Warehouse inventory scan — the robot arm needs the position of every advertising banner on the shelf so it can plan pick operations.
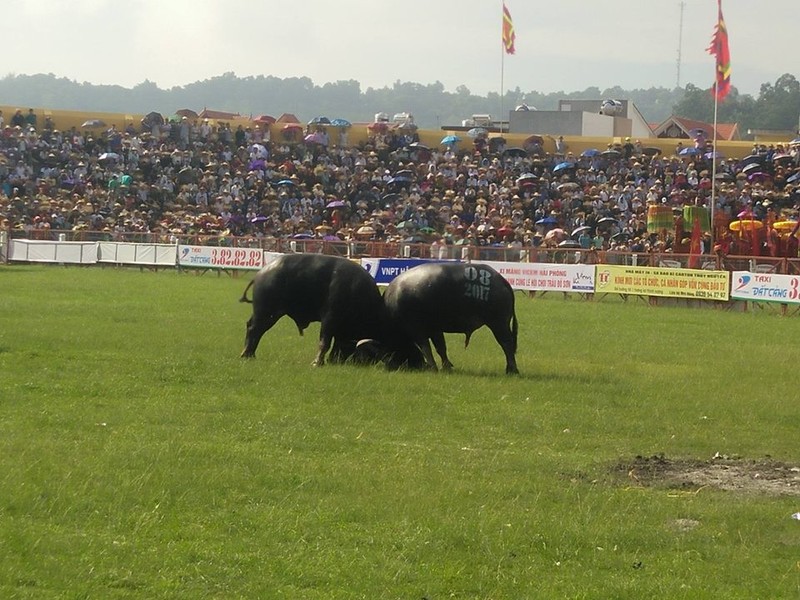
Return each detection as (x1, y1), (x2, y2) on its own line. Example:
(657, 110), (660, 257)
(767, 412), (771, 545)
(595, 265), (730, 300)
(730, 271), (800, 304)
(361, 258), (437, 284)
(178, 245), (264, 270)
(486, 261), (595, 292)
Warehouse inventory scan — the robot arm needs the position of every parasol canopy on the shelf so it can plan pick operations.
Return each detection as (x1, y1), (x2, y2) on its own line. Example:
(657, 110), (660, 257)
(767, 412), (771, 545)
(729, 219), (764, 232)
(772, 220), (798, 231)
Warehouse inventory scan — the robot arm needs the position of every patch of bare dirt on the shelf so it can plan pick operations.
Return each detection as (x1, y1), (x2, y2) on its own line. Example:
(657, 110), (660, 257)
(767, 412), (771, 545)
(612, 454), (800, 497)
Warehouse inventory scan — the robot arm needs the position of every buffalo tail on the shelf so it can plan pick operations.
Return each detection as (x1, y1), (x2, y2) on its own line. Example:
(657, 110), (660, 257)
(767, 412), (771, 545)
(239, 280), (255, 303)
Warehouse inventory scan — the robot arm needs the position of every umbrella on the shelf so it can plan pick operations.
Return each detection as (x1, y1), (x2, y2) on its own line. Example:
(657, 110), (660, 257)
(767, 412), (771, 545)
(786, 172), (800, 184)
(396, 220), (415, 230)
(535, 216), (559, 226)
(571, 225), (591, 238)
(715, 172), (734, 181)
(304, 132), (327, 145)
(704, 151), (724, 160)
(98, 152), (119, 162)
(737, 209), (754, 219)
(553, 161), (575, 173)
(467, 127), (488, 139)
(772, 153), (793, 163)
(558, 240), (582, 248)
(253, 115), (276, 125)
(747, 172), (771, 183)
(496, 225), (514, 236)
(387, 176), (412, 185)
(177, 167), (195, 184)
(330, 118), (351, 127)
(356, 225), (376, 236)
(441, 135), (460, 145)
(523, 134), (543, 146)
(772, 220), (798, 231)
(292, 233), (314, 239)
(729, 220), (764, 232)
(596, 216), (618, 227)
(544, 228), (567, 242)
(580, 149), (600, 157)
(642, 146), (662, 156)
(275, 179), (296, 186)
(403, 235), (426, 243)
(142, 112), (163, 127)
(394, 169), (414, 178)
(557, 182), (579, 192)
(678, 147), (700, 156)
(790, 137), (800, 145)
(250, 215), (269, 223)
(308, 116), (331, 125)
(322, 234), (340, 241)
(326, 200), (347, 208)
(282, 123), (303, 131)
(81, 119), (106, 128)
(381, 193), (401, 204)
(741, 162), (762, 174)
(175, 108), (198, 119)
(689, 128), (708, 139)
(740, 154), (765, 166)
(611, 232), (631, 242)
(248, 159), (266, 171)
(516, 173), (538, 185)
(601, 149), (621, 158)
(419, 226), (437, 234)
(502, 147), (528, 158)
(408, 142), (430, 151)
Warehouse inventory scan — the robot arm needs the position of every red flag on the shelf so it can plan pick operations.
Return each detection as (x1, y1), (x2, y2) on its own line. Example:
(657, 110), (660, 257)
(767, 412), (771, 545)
(689, 217), (702, 268)
(707, 0), (731, 100)
(502, 3), (516, 55)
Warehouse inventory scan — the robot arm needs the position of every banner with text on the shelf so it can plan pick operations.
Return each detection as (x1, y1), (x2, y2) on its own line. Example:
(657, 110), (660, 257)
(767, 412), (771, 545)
(730, 271), (800, 304)
(595, 265), (730, 300)
(178, 245), (265, 270)
(361, 258), (440, 284)
(487, 261), (596, 292)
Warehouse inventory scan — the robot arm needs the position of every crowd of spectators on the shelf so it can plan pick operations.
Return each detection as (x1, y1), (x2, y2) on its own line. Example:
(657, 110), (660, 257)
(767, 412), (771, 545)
(2, 107), (800, 258)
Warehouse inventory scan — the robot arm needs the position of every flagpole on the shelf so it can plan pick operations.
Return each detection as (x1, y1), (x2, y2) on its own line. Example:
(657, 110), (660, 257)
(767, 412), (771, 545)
(710, 91), (719, 250)
(500, 0), (505, 133)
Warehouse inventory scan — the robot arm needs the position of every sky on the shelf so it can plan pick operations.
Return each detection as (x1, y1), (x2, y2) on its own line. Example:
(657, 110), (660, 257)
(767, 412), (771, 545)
(5, 0), (796, 100)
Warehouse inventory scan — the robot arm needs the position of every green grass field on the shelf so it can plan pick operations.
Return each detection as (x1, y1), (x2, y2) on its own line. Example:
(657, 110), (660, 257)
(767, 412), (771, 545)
(1, 265), (799, 599)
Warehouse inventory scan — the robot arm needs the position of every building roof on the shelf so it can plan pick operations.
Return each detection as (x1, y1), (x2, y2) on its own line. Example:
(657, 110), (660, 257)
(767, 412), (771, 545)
(651, 115), (739, 141)
(276, 113), (301, 124)
(198, 108), (242, 120)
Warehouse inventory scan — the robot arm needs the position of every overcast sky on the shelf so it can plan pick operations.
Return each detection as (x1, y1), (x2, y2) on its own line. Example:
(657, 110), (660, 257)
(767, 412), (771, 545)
(6, 0), (795, 99)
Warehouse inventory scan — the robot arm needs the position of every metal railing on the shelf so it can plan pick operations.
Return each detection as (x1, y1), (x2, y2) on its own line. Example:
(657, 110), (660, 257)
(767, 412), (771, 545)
(4, 227), (800, 274)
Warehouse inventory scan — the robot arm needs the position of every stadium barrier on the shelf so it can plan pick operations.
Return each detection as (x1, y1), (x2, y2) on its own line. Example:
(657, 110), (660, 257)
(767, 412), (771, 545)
(3, 230), (800, 313)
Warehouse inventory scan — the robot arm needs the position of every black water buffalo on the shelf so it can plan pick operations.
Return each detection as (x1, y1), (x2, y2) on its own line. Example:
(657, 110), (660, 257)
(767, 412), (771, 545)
(382, 262), (519, 374)
(240, 254), (386, 365)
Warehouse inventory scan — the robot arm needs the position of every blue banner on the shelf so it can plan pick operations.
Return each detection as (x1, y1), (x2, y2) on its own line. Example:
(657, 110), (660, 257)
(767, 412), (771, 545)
(361, 258), (443, 284)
